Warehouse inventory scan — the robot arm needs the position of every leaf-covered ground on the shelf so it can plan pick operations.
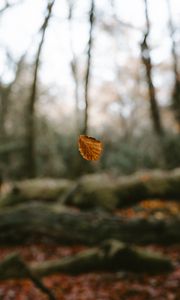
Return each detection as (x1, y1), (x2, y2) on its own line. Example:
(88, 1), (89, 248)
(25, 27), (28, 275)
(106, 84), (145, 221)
(0, 200), (180, 300)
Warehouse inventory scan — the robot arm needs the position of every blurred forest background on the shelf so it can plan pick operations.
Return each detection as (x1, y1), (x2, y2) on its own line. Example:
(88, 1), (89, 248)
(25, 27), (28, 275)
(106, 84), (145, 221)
(0, 0), (179, 180)
(0, 1), (180, 300)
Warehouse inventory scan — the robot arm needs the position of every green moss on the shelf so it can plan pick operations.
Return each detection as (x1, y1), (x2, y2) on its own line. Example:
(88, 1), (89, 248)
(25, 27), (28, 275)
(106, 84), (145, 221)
(0, 179), (73, 208)
(73, 174), (118, 211)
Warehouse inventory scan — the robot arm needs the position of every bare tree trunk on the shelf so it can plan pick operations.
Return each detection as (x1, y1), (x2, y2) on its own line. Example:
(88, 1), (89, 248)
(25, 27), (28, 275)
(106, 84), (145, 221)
(0, 54), (25, 140)
(26, 0), (55, 178)
(0, 86), (8, 140)
(166, 0), (180, 130)
(0, 2), (25, 140)
(82, 0), (95, 135)
(141, 0), (164, 136)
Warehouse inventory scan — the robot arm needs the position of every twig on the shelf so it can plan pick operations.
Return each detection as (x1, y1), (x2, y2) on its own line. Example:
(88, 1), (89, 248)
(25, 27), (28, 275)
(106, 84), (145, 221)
(67, 0), (80, 131)
(0, 0), (24, 15)
(82, 0), (95, 135)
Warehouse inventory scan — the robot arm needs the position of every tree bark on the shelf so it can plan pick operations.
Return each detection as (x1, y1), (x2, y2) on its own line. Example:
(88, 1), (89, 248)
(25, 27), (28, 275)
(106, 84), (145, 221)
(141, 0), (164, 136)
(0, 240), (173, 280)
(0, 203), (179, 245)
(166, 0), (180, 130)
(26, 0), (55, 178)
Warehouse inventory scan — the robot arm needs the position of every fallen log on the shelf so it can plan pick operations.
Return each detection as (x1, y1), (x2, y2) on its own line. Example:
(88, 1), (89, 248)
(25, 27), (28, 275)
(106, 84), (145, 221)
(0, 240), (173, 280)
(0, 253), (56, 300)
(1, 169), (180, 210)
(0, 203), (179, 245)
(65, 169), (180, 209)
(0, 178), (73, 207)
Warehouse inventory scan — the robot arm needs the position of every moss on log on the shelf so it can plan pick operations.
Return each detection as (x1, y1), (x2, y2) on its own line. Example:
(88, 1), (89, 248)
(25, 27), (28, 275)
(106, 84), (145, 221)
(0, 178), (72, 207)
(1, 169), (180, 210)
(0, 240), (173, 280)
(65, 169), (180, 210)
(0, 203), (179, 245)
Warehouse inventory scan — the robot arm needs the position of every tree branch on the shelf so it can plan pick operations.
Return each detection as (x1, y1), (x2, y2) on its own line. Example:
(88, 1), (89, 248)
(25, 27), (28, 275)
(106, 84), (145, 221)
(0, 0), (24, 15)
(0, 253), (56, 300)
(0, 241), (173, 281)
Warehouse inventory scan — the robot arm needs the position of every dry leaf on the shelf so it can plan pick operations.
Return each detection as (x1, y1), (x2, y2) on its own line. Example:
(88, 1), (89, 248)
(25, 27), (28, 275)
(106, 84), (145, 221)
(78, 135), (103, 161)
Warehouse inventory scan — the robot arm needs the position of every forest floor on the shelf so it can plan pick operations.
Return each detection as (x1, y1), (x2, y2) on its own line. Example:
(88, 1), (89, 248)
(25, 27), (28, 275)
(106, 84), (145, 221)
(0, 200), (180, 300)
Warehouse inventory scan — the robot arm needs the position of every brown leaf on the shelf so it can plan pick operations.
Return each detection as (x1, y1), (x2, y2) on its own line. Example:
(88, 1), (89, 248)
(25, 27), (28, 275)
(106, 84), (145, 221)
(78, 135), (103, 161)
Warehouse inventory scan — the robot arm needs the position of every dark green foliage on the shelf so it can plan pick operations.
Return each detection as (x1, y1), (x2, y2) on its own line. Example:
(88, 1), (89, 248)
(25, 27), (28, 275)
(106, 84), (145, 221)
(1, 117), (180, 180)
(161, 132), (180, 169)
(101, 131), (180, 175)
